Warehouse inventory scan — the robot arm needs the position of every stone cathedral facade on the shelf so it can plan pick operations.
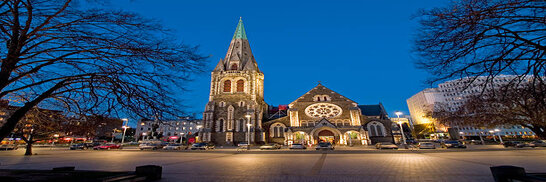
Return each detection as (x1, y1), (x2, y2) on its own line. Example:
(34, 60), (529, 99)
(200, 18), (268, 145)
(200, 18), (394, 146)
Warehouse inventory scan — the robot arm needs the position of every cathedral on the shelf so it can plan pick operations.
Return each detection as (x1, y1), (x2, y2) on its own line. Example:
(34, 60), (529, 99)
(200, 18), (394, 146)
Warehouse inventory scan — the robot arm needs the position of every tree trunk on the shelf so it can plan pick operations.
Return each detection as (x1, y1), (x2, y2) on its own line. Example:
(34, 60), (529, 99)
(24, 142), (33, 156)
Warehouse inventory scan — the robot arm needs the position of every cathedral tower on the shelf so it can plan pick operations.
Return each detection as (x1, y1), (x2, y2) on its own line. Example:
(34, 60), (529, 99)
(200, 18), (267, 145)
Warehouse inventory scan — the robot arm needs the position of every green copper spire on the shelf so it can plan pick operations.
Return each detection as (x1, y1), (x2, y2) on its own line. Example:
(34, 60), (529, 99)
(232, 17), (247, 40)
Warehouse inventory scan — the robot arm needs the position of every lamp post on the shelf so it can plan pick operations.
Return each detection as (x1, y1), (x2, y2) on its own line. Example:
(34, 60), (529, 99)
(245, 114), (251, 150)
(494, 129), (503, 143)
(121, 118), (129, 144)
(196, 125), (202, 142)
(111, 129), (116, 143)
(142, 133), (147, 141)
(459, 131), (464, 140)
(395, 112), (406, 146)
(52, 134), (59, 149)
(180, 132), (185, 144)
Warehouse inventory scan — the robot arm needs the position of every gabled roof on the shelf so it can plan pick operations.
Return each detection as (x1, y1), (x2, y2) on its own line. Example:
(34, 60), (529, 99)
(290, 83), (357, 105)
(358, 103), (388, 118)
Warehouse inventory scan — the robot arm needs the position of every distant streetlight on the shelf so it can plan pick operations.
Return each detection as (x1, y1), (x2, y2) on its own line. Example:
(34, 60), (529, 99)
(52, 134), (60, 149)
(121, 118), (129, 144)
(246, 114), (251, 150)
(180, 132), (185, 144)
(395, 112), (406, 145)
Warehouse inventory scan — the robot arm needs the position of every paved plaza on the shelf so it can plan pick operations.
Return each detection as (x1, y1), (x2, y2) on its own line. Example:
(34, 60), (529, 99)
(1, 148), (545, 181)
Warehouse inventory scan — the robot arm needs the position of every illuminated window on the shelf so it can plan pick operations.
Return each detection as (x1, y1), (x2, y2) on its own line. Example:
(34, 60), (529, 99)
(223, 80), (231, 92)
(236, 79), (244, 92)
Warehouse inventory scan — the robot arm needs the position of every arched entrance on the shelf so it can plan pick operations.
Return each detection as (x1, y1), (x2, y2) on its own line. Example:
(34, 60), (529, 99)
(318, 130), (335, 144)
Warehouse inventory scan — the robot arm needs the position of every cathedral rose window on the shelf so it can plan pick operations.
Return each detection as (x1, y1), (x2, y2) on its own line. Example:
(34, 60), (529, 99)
(304, 103), (342, 118)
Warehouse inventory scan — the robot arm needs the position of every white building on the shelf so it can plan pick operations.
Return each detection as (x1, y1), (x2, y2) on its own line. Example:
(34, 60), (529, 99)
(407, 75), (536, 138)
(135, 118), (203, 141)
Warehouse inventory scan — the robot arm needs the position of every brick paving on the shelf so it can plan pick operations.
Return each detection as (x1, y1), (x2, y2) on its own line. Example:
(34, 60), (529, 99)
(0, 148), (545, 181)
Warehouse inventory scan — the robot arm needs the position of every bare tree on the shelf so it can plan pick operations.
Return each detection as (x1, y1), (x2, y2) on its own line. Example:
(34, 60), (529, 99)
(13, 107), (64, 155)
(432, 81), (546, 139)
(414, 0), (545, 86)
(0, 0), (207, 141)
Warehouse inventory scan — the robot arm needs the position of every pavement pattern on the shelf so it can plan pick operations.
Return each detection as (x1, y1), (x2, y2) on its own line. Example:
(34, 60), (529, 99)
(1, 148), (545, 182)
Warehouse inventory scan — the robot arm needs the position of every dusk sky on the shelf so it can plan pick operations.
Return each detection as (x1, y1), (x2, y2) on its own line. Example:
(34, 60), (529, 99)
(110, 0), (449, 123)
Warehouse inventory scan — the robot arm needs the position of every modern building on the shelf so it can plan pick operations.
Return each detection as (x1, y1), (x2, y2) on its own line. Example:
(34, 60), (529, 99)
(135, 118), (202, 141)
(407, 75), (536, 139)
(200, 18), (396, 146)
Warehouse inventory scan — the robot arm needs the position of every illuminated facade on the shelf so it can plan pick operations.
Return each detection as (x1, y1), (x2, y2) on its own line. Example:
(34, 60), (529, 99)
(200, 18), (395, 146)
(199, 18), (268, 145)
(263, 84), (394, 145)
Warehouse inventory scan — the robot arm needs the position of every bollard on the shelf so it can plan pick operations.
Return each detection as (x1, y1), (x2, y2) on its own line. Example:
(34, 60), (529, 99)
(136, 165), (162, 180)
(490, 165), (526, 182)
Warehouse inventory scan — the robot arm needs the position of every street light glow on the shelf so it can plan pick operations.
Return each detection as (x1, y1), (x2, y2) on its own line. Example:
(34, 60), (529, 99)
(395, 111), (403, 117)
(494, 129), (500, 132)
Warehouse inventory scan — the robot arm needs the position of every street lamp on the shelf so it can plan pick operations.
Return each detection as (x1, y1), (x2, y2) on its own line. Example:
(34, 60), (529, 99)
(395, 112), (406, 145)
(494, 129), (503, 143)
(180, 132), (185, 144)
(245, 114), (251, 150)
(121, 118), (129, 144)
(52, 134), (59, 149)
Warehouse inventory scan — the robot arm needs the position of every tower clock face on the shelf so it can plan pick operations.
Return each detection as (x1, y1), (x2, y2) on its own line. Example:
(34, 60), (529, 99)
(304, 103), (342, 118)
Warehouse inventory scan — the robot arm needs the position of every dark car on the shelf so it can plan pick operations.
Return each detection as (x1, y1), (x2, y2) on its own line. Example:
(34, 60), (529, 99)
(69, 143), (87, 150)
(191, 143), (214, 150)
(315, 142), (335, 150)
(503, 141), (531, 148)
(441, 140), (467, 148)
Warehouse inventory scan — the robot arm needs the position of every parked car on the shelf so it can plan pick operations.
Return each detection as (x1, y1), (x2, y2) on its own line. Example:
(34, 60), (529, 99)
(375, 142), (398, 150)
(84, 142), (101, 148)
(260, 143), (282, 150)
(139, 143), (163, 150)
(237, 142), (249, 147)
(441, 140), (467, 148)
(93, 143), (122, 150)
(530, 140), (546, 147)
(503, 141), (534, 148)
(289, 143), (307, 150)
(69, 143), (88, 150)
(315, 142), (334, 150)
(163, 143), (182, 150)
(191, 143), (214, 150)
(418, 142), (436, 149)
(0, 144), (18, 150)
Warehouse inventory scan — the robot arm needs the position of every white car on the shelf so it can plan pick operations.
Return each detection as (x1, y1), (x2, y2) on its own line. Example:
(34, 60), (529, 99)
(260, 143), (281, 150)
(289, 143), (307, 150)
(418, 142), (436, 149)
(163, 144), (182, 150)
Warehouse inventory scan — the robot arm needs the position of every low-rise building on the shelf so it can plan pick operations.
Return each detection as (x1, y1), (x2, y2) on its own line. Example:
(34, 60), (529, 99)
(135, 118), (202, 141)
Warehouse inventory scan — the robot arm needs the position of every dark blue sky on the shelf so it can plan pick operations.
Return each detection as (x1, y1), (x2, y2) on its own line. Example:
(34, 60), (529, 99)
(111, 0), (448, 121)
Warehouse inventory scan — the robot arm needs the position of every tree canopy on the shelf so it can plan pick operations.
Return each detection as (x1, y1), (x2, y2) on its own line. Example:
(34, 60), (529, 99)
(0, 0), (207, 141)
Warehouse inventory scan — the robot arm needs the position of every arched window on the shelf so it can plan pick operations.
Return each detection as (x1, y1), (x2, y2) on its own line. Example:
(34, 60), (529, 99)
(217, 119), (224, 132)
(223, 80), (231, 92)
(367, 121), (385, 137)
(237, 80), (244, 92)
(231, 64), (238, 70)
(317, 97), (321, 101)
(324, 96), (328, 101)
(279, 126), (284, 137)
(239, 119), (244, 132)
